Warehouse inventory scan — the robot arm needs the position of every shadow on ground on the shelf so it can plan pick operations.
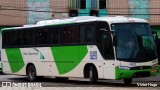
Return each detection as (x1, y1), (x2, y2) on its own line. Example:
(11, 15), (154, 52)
(3, 77), (140, 87)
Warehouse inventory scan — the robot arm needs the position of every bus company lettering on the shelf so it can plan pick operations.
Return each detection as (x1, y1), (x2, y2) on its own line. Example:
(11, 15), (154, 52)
(23, 52), (38, 56)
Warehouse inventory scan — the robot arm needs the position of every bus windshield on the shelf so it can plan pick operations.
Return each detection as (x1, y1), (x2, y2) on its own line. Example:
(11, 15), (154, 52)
(111, 23), (157, 62)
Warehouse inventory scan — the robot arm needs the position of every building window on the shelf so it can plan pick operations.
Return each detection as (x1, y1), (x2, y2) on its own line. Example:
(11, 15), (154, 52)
(80, 0), (86, 9)
(99, 0), (106, 9)
(91, 0), (97, 9)
(69, 10), (78, 17)
(69, 0), (81, 9)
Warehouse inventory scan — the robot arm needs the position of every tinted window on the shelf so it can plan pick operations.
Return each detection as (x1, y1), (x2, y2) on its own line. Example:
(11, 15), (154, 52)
(11, 31), (17, 47)
(80, 23), (95, 44)
(49, 27), (61, 45)
(24, 30), (34, 46)
(99, 0), (106, 9)
(3, 31), (11, 47)
(35, 28), (48, 45)
(16, 30), (23, 46)
(80, 0), (86, 9)
(63, 25), (78, 44)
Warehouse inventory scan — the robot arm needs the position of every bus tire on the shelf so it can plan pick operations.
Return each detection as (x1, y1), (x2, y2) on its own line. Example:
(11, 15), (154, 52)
(27, 65), (37, 82)
(124, 78), (132, 85)
(89, 66), (98, 84)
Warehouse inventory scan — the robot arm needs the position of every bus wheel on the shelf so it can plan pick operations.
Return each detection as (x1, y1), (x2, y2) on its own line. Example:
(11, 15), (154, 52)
(124, 79), (132, 85)
(89, 66), (98, 84)
(27, 65), (37, 82)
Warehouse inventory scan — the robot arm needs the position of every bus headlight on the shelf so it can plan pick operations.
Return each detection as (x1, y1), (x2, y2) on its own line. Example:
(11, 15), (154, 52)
(118, 66), (130, 70)
(154, 63), (159, 67)
(151, 63), (159, 67)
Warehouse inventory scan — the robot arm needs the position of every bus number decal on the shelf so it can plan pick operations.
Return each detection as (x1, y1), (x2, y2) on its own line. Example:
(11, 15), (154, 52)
(90, 51), (97, 60)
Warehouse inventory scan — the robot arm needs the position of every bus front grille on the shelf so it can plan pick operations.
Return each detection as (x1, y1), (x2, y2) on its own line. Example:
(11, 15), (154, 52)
(130, 66), (151, 70)
(133, 71), (150, 78)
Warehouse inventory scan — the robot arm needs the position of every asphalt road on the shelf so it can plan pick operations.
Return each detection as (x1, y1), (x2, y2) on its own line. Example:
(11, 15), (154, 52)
(0, 73), (160, 90)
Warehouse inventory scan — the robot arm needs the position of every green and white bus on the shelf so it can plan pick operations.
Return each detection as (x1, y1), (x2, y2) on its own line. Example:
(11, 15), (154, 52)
(1, 16), (160, 84)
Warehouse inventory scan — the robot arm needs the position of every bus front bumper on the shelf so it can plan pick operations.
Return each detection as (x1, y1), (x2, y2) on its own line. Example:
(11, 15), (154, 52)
(115, 67), (159, 80)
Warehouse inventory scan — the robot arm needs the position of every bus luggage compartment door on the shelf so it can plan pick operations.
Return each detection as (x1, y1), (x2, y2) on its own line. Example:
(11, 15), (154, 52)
(103, 60), (115, 79)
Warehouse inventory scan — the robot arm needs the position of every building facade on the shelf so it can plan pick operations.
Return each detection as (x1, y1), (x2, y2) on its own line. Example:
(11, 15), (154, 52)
(0, 0), (69, 26)
(0, 0), (160, 36)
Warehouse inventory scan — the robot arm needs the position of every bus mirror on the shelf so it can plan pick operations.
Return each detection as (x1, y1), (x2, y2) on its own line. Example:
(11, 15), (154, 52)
(152, 31), (159, 45)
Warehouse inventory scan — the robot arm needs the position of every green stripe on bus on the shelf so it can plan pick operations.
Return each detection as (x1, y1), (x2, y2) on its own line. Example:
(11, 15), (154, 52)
(51, 46), (88, 74)
(5, 48), (25, 73)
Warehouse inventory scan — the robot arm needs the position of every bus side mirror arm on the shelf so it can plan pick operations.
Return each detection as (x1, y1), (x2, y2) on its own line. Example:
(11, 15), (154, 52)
(113, 36), (117, 46)
(111, 30), (117, 46)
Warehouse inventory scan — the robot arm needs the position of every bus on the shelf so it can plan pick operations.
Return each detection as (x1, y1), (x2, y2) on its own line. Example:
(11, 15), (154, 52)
(1, 16), (160, 84)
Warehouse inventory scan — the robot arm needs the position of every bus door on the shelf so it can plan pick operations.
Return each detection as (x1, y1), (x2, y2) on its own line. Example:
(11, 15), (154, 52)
(96, 21), (115, 79)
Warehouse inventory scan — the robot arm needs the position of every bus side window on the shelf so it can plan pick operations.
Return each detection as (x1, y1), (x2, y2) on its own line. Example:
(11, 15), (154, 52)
(63, 25), (78, 44)
(35, 28), (48, 46)
(35, 29), (41, 45)
(41, 29), (48, 45)
(3, 31), (11, 48)
(24, 30), (34, 46)
(11, 31), (17, 47)
(23, 30), (28, 46)
(50, 27), (61, 45)
(17, 30), (23, 46)
(96, 21), (114, 59)
(28, 30), (34, 45)
(80, 23), (95, 44)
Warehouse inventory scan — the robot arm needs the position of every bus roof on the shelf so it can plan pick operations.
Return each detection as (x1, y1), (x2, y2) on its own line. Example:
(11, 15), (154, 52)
(1, 16), (148, 31)
(37, 16), (148, 24)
